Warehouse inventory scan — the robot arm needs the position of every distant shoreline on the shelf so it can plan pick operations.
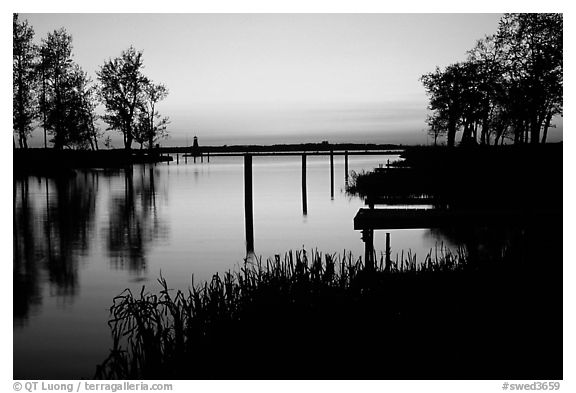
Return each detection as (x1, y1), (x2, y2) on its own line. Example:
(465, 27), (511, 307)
(13, 142), (562, 175)
(13, 142), (404, 175)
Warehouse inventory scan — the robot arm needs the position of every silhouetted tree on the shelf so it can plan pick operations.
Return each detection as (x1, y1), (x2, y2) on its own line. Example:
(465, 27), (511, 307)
(134, 82), (170, 149)
(38, 28), (73, 149)
(489, 106), (513, 146)
(97, 47), (149, 150)
(456, 61), (485, 145)
(37, 42), (49, 148)
(64, 67), (102, 150)
(38, 28), (99, 149)
(425, 113), (447, 146)
(13, 14), (37, 149)
(423, 60), (502, 147)
(467, 35), (507, 145)
(421, 64), (466, 147)
(495, 13), (562, 144)
(422, 13), (562, 146)
(82, 75), (103, 150)
(103, 135), (113, 149)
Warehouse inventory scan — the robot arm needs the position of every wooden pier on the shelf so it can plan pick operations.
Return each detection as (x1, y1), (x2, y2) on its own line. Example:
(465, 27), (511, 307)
(204, 150), (402, 157)
(364, 195), (437, 207)
(354, 208), (544, 230)
(354, 206), (556, 271)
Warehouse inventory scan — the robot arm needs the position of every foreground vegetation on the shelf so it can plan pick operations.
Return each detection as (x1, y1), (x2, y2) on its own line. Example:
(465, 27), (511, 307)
(96, 236), (561, 379)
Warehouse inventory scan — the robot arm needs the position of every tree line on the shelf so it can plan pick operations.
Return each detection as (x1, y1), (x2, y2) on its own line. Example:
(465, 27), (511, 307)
(421, 13), (562, 147)
(13, 14), (169, 150)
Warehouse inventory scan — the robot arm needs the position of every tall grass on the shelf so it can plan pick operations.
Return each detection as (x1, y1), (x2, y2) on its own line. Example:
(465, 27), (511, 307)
(95, 246), (467, 379)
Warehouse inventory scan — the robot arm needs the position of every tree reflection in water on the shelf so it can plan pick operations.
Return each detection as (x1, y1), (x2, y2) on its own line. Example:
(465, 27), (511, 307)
(14, 166), (167, 325)
(14, 172), (99, 324)
(104, 166), (167, 274)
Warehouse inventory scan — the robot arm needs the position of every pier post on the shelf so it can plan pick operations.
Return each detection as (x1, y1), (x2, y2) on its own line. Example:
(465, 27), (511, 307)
(244, 154), (254, 255)
(302, 154), (307, 215)
(167, 155), (170, 165)
(385, 232), (391, 271)
(185, 154), (188, 164)
(201, 153), (204, 163)
(194, 155), (196, 163)
(177, 153), (179, 164)
(344, 151), (349, 182)
(330, 150), (334, 199)
(362, 228), (374, 271)
(207, 151), (210, 163)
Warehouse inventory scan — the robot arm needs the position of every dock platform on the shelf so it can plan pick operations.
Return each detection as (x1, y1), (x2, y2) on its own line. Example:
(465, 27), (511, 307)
(353, 208), (549, 230)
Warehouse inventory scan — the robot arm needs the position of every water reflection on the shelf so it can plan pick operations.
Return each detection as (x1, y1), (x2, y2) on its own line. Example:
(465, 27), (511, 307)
(14, 167), (169, 324)
(104, 166), (167, 273)
(15, 155), (452, 379)
(14, 173), (99, 323)
(48, 173), (98, 295)
(14, 178), (42, 323)
(425, 225), (519, 265)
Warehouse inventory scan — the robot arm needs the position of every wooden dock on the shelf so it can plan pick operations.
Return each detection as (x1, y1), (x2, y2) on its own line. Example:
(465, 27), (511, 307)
(353, 208), (543, 230)
(364, 195), (437, 207)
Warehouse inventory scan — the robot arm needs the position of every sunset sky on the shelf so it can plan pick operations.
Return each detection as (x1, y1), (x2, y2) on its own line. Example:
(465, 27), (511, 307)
(20, 13), (563, 146)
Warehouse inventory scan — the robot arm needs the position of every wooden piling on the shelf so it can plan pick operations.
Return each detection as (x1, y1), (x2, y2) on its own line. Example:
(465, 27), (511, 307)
(362, 228), (374, 271)
(302, 154), (307, 215)
(330, 150), (334, 199)
(177, 153), (179, 164)
(385, 232), (391, 271)
(244, 154), (254, 254)
(344, 151), (349, 181)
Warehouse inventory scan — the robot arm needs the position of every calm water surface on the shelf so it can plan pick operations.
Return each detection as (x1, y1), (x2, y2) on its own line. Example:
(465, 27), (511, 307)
(13, 155), (456, 379)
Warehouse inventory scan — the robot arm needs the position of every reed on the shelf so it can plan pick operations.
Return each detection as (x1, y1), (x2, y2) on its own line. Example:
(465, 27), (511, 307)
(96, 246), (468, 379)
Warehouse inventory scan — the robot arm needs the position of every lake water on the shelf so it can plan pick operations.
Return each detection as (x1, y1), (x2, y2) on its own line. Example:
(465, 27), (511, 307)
(13, 154), (457, 379)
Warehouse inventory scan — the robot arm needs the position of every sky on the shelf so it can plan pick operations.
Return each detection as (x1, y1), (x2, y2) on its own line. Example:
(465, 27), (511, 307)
(19, 13), (563, 146)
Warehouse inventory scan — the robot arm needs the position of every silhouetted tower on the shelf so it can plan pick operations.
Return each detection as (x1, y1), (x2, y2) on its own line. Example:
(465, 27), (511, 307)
(192, 136), (200, 159)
